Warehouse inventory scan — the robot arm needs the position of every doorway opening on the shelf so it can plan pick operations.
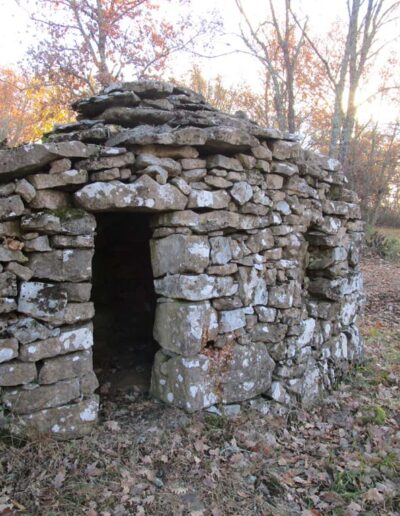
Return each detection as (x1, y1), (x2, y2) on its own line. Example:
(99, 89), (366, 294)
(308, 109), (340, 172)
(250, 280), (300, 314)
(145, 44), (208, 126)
(92, 213), (158, 399)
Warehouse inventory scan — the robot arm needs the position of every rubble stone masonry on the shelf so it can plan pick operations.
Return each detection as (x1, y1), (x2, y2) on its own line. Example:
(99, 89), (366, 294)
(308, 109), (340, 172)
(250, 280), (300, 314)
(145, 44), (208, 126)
(0, 80), (364, 439)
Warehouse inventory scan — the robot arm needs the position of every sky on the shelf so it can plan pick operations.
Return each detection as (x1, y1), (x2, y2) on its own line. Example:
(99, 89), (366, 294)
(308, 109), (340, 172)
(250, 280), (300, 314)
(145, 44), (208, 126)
(0, 0), (398, 124)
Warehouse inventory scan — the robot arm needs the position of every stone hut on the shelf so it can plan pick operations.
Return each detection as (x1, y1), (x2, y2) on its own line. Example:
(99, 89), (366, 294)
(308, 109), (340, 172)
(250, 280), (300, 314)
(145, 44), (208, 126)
(0, 80), (364, 439)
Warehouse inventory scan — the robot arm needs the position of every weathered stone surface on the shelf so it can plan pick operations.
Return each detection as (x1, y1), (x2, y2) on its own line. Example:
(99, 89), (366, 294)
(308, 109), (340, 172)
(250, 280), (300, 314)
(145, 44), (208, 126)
(8, 317), (59, 345)
(77, 152), (135, 171)
(0, 195), (24, 221)
(206, 127), (259, 151)
(19, 323), (93, 361)
(39, 350), (93, 384)
(59, 283), (91, 302)
(12, 395), (99, 439)
(50, 158), (72, 174)
(219, 308), (246, 332)
(0, 360), (37, 386)
(23, 235), (52, 252)
(0, 338), (18, 363)
(15, 179), (36, 202)
(51, 235), (94, 249)
(2, 378), (80, 414)
(99, 107), (175, 126)
(246, 229), (274, 253)
(251, 323), (288, 343)
(230, 182), (253, 205)
(28, 249), (93, 282)
(154, 274), (237, 301)
(151, 234), (209, 276)
(75, 176), (187, 212)
(271, 161), (298, 176)
(0, 272), (17, 297)
(28, 169), (88, 189)
(154, 301), (218, 356)
(151, 351), (217, 412)
(21, 210), (96, 235)
(188, 189), (230, 209)
(269, 282), (295, 308)
(237, 267), (268, 305)
(29, 190), (71, 210)
(63, 302), (95, 325)
(0, 141), (96, 180)
(0, 245), (26, 263)
(136, 153), (181, 175)
(219, 343), (275, 403)
(210, 237), (232, 265)
(6, 262), (33, 281)
(91, 168), (121, 181)
(18, 282), (68, 322)
(206, 155), (243, 171)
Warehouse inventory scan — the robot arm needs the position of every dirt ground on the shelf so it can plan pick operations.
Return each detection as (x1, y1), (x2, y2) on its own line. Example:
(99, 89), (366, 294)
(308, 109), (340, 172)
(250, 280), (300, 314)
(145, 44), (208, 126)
(0, 257), (399, 516)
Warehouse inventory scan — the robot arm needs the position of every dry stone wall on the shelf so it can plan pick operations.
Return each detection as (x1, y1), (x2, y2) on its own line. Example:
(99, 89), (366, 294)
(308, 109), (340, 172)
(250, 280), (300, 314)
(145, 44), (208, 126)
(0, 80), (364, 438)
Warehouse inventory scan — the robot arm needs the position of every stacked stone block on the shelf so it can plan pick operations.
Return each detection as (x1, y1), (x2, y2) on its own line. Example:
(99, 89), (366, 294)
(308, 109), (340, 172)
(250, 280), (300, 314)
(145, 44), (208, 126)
(0, 80), (364, 438)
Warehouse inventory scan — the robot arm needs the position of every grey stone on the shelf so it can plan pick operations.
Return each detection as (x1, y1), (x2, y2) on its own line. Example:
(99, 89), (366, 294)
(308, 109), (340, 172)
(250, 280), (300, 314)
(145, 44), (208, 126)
(150, 234), (210, 276)
(39, 350), (93, 384)
(0, 360), (37, 386)
(90, 168), (120, 181)
(77, 152), (134, 171)
(0, 272), (17, 297)
(135, 154), (181, 176)
(8, 317), (59, 345)
(153, 301), (218, 356)
(49, 158), (72, 174)
(230, 182), (253, 205)
(59, 283), (91, 302)
(210, 237), (232, 265)
(265, 174), (284, 189)
(219, 308), (246, 332)
(2, 378), (80, 414)
(28, 169), (88, 189)
(269, 140), (300, 160)
(0, 195), (24, 221)
(180, 158), (206, 170)
(206, 155), (243, 171)
(74, 177), (187, 212)
(17, 281), (68, 322)
(269, 282), (295, 308)
(28, 250), (93, 282)
(238, 267), (268, 305)
(51, 235), (94, 249)
(23, 235), (52, 252)
(15, 179), (36, 202)
(62, 302), (95, 325)
(188, 189), (230, 209)
(5, 262), (33, 281)
(154, 274), (237, 301)
(0, 141), (96, 180)
(0, 338), (18, 363)
(246, 229), (274, 253)
(271, 161), (298, 176)
(21, 211), (96, 235)
(13, 395), (99, 439)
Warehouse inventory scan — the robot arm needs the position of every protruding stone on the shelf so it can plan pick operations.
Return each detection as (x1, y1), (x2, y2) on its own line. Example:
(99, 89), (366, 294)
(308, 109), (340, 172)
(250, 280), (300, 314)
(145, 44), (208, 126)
(230, 182), (253, 205)
(38, 350), (93, 384)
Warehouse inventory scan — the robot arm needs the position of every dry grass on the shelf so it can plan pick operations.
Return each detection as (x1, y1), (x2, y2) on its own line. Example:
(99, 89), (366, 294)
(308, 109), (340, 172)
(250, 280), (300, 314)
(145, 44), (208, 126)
(375, 226), (400, 239)
(1, 258), (399, 515)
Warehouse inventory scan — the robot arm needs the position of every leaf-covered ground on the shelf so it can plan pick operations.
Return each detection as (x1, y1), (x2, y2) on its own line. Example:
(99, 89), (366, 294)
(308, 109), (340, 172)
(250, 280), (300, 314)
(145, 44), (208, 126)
(1, 257), (399, 516)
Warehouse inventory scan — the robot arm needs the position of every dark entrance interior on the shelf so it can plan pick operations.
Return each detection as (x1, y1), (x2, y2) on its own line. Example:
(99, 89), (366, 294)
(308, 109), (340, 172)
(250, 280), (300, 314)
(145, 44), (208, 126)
(92, 213), (158, 398)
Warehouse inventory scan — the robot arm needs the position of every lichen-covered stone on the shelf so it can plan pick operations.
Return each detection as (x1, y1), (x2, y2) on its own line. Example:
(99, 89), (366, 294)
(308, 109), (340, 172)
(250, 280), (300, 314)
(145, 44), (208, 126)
(150, 234), (210, 276)
(153, 300), (218, 356)
(74, 176), (187, 212)
(0, 360), (37, 386)
(3, 378), (81, 414)
(154, 274), (237, 301)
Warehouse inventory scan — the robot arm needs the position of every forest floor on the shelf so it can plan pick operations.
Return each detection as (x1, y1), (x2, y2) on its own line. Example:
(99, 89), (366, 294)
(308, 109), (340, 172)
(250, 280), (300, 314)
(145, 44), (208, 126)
(1, 257), (399, 516)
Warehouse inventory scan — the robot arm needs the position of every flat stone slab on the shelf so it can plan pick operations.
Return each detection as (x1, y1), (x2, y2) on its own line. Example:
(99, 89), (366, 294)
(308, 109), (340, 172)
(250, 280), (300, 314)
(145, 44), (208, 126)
(0, 142), (96, 180)
(74, 176), (187, 212)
